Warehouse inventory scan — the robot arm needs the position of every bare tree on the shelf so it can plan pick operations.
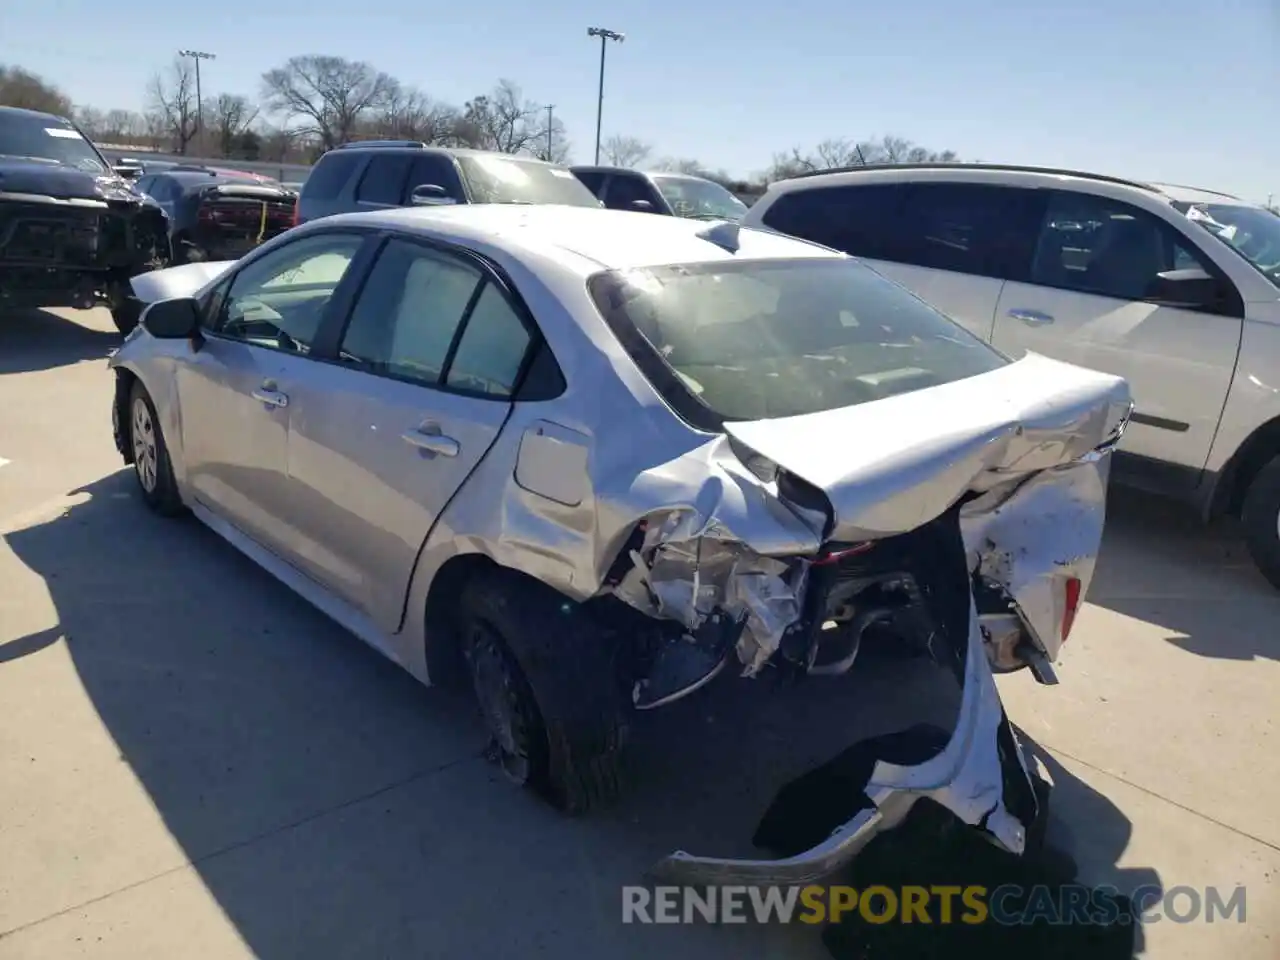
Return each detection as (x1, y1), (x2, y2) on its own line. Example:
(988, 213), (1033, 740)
(74, 106), (106, 138)
(206, 93), (258, 157)
(456, 79), (549, 155)
(602, 134), (651, 167)
(148, 57), (199, 154)
(0, 65), (73, 116)
(652, 156), (708, 176)
(367, 81), (461, 146)
(260, 55), (395, 149)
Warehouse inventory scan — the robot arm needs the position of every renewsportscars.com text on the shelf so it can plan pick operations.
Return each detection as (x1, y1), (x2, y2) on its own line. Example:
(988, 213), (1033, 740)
(622, 884), (1247, 926)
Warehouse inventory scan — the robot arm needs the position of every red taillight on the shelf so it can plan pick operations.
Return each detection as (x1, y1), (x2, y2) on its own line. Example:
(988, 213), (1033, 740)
(1061, 576), (1082, 643)
(811, 542), (875, 567)
(291, 197), (301, 227)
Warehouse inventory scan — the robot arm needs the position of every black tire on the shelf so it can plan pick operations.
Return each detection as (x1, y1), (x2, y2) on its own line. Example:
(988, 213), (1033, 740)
(111, 296), (144, 336)
(127, 380), (184, 516)
(1241, 455), (1280, 591)
(459, 570), (626, 815)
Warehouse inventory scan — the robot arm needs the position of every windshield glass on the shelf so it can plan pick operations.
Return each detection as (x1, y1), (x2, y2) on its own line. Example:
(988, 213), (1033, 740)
(1174, 201), (1280, 289)
(652, 175), (749, 221)
(589, 257), (1006, 422)
(0, 112), (107, 173)
(457, 155), (603, 207)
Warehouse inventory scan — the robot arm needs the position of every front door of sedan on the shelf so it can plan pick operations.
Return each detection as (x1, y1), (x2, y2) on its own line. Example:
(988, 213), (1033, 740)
(282, 236), (533, 632)
(176, 231), (367, 554)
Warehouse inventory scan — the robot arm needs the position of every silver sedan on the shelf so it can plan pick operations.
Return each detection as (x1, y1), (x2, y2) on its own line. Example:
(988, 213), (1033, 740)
(109, 205), (1132, 883)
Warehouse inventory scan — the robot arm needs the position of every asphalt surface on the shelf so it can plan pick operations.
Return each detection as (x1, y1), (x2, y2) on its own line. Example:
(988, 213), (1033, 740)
(0, 306), (1276, 958)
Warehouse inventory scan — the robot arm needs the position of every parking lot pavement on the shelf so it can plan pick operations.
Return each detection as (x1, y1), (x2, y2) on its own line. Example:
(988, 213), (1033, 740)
(0, 307), (1276, 958)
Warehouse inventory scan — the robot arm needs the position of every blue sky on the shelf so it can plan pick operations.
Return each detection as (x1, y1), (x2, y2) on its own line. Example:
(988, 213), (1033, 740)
(9, 0), (1277, 201)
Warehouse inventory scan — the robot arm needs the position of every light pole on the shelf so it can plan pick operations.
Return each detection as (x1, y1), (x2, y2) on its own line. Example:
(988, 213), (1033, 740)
(178, 49), (216, 151)
(586, 27), (624, 165)
(545, 104), (555, 160)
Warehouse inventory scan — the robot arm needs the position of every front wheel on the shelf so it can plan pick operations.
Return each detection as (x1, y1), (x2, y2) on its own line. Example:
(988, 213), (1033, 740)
(1241, 454), (1280, 591)
(128, 381), (184, 516)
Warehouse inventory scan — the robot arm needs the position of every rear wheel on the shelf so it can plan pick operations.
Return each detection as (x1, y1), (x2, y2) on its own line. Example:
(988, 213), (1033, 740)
(459, 570), (626, 814)
(128, 381), (184, 516)
(1241, 455), (1280, 590)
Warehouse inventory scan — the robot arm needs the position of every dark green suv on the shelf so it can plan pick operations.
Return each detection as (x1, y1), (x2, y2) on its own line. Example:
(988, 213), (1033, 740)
(296, 142), (602, 224)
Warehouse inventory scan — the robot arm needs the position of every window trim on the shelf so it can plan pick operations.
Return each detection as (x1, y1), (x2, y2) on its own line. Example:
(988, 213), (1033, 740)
(320, 229), (562, 402)
(1026, 189), (1245, 318)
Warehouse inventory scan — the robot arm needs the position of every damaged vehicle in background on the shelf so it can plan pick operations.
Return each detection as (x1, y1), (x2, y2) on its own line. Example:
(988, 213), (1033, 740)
(106, 205), (1131, 882)
(0, 106), (170, 331)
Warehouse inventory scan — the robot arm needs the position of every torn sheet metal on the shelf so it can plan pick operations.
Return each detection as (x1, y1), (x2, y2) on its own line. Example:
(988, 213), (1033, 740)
(960, 454), (1112, 661)
(610, 506), (808, 676)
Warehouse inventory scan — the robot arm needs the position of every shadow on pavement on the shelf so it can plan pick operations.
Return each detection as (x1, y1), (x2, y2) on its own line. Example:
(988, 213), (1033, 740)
(1, 470), (1156, 958)
(1089, 486), (1280, 662)
(0, 307), (118, 376)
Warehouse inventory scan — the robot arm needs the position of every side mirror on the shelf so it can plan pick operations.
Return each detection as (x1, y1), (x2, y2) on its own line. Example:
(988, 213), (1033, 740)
(113, 164), (143, 181)
(1145, 267), (1223, 309)
(410, 184), (457, 206)
(628, 199), (655, 213)
(142, 297), (202, 344)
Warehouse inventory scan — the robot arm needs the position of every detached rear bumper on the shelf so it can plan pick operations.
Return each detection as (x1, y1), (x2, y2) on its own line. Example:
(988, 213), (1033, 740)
(646, 612), (1040, 886)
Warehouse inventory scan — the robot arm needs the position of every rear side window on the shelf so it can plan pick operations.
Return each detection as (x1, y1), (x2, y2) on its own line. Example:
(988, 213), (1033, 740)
(761, 184), (904, 260)
(356, 154), (414, 205)
(894, 183), (1039, 279)
(573, 170), (607, 195)
(303, 152), (362, 200)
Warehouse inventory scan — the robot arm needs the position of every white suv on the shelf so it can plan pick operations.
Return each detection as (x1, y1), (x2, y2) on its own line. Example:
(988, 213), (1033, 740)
(741, 164), (1280, 588)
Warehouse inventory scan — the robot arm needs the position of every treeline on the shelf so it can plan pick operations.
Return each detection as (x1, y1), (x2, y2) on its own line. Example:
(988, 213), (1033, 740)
(1, 59), (961, 193)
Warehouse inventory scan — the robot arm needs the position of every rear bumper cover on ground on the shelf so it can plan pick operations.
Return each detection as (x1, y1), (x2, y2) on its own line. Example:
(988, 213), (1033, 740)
(646, 608), (1038, 885)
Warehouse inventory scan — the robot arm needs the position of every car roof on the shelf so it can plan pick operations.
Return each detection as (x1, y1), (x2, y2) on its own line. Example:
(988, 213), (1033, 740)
(0, 105), (69, 123)
(570, 165), (713, 184)
(762, 162), (1250, 209)
(327, 144), (565, 166)
(316, 204), (842, 273)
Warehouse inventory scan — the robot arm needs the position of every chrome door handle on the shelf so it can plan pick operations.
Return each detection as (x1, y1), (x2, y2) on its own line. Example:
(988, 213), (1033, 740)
(252, 382), (289, 408)
(402, 429), (460, 457)
(1007, 308), (1055, 326)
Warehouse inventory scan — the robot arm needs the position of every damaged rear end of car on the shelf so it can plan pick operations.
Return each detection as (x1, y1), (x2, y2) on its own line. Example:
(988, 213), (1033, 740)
(571, 253), (1133, 882)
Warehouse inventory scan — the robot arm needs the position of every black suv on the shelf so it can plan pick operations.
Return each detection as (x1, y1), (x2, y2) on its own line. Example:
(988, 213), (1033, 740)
(569, 166), (749, 221)
(0, 106), (170, 331)
(135, 166), (297, 265)
(296, 142), (602, 224)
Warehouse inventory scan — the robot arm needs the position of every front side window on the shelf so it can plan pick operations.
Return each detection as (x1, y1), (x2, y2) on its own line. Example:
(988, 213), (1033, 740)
(1174, 200), (1280, 290)
(603, 174), (660, 211)
(1032, 192), (1211, 301)
(215, 233), (363, 350)
(651, 175), (749, 221)
(355, 154), (414, 205)
(588, 257), (1006, 423)
(0, 111), (106, 173)
(338, 239), (484, 386)
(572, 169), (607, 195)
(456, 155), (601, 207)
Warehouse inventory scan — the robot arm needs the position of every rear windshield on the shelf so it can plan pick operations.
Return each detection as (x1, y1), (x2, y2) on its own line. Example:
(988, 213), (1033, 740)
(0, 111), (107, 173)
(588, 257), (1006, 424)
(457, 154), (603, 207)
